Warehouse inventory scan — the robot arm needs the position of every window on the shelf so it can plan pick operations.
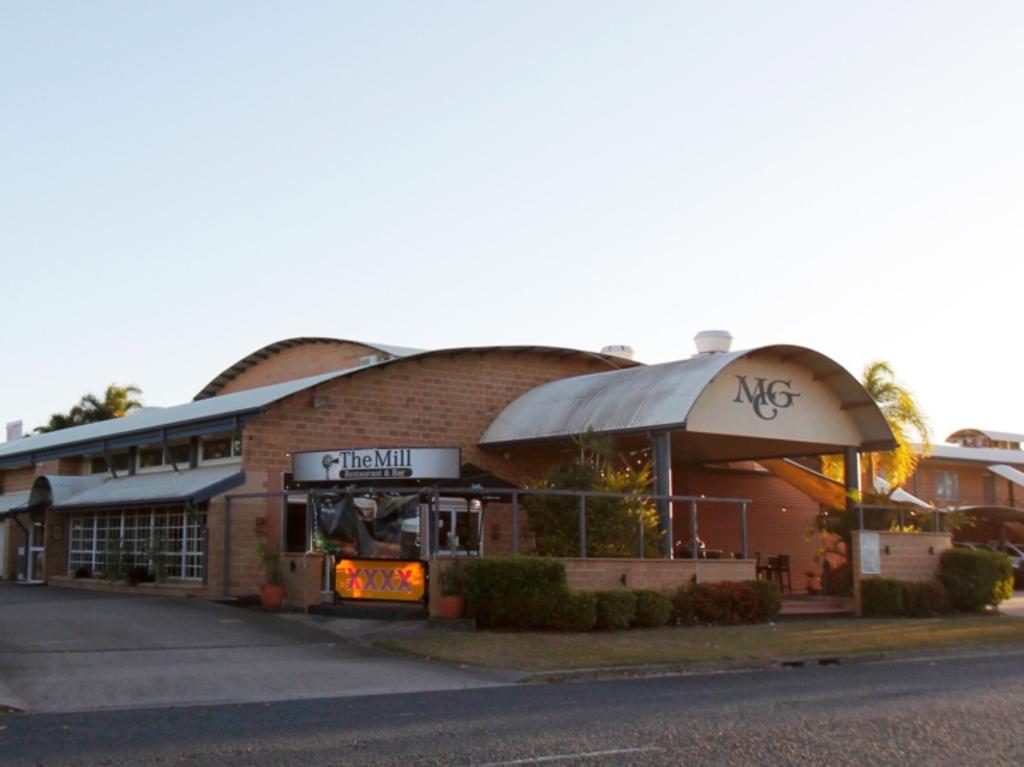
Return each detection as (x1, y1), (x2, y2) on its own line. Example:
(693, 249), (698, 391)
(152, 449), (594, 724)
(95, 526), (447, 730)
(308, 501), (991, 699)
(68, 505), (207, 580)
(200, 435), (242, 464)
(86, 453), (130, 475)
(935, 471), (959, 502)
(137, 442), (192, 472)
(137, 446), (164, 469)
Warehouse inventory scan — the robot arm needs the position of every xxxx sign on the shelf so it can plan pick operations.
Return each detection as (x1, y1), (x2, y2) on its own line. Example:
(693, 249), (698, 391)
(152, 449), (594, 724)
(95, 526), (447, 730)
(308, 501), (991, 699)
(335, 559), (425, 602)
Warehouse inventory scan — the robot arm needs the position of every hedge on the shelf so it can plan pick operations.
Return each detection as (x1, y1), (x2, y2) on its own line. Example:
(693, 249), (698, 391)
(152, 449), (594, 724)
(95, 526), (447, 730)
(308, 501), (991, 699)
(939, 548), (1014, 612)
(860, 577), (903, 616)
(593, 589), (637, 630)
(901, 580), (945, 618)
(674, 580), (782, 625)
(548, 589), (597, 631)
(631, 589), (674, 628)
(461, 557), (567, 629)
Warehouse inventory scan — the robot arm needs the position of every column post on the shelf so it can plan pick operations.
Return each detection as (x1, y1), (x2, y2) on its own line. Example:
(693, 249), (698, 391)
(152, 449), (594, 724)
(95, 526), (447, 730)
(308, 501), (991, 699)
(652, 431), (673, 558)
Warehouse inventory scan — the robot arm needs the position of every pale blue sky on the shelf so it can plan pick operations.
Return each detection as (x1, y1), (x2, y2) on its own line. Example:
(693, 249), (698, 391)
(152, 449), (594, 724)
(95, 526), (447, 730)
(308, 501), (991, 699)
(2, 2), (1022, 441)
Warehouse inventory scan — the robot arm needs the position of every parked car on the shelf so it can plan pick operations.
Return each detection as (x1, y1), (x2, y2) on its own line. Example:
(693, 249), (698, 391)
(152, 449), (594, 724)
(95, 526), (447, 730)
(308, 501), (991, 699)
(1003, 543), (1024, 588)
(955, 541), (1024, 588)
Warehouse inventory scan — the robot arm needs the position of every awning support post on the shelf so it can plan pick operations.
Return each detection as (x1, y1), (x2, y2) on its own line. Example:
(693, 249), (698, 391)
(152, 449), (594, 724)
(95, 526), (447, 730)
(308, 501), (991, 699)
(652, 431), (673, 558)
(578, 494), (587, 558)
(511, 491), (519, 555)
(690, 499), (699, 560)
(638, 512), (645, 559)
(222, 496), (232, 597)
(844, 447), (862, 529)
(740, 502), (749, 559)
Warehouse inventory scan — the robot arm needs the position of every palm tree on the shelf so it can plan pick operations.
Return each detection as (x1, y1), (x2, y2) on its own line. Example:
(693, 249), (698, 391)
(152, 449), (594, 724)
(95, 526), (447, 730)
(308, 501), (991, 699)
(79, 384), (144, 421)
(35, 384), (143, 433)
(859, 361), (932, 489)
(820, 360), (932, 490)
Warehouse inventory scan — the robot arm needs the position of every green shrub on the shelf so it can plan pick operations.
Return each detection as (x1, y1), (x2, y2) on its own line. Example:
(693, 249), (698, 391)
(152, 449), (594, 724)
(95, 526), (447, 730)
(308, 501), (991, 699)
(745, 580), (783, 621)
(900, 580), (946, 618)
(674, 581), (781, 625)
(672, 583), (696, 625)
(461, 557), (567, 629)
(940, 548), (1014, 612)
(549, 589), (597, 631)
(860, 577), (903, 616)
(593, 589), (637, 630)
(632, 589), (673, 628)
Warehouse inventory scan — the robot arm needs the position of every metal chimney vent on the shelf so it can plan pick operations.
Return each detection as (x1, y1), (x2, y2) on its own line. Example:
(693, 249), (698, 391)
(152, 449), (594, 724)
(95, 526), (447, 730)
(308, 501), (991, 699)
(600, 345), (635, 361)
(693, 330), (733, 356)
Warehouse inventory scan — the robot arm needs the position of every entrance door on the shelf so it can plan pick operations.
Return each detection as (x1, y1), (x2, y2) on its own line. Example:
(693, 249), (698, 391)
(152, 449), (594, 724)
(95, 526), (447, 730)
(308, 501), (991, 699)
(437, 499), (482, 555)
(20, 514), (45, 583)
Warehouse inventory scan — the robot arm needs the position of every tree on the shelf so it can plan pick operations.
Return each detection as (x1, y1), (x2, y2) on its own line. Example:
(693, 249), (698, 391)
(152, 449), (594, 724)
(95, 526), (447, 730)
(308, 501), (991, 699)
(524, 431), (661, 558)
(821, 360), (932, 489)
(35, 384), (143, 433)
(814, 361), (934, 592)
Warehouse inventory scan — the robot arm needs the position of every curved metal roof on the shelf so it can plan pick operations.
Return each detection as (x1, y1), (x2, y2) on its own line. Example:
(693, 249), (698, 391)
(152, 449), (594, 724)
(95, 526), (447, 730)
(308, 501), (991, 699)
(480, 345), (894, 453)
(947, 428), (1024, 445)
(1, 345), (633, 468)
(193, 337), (425, 400)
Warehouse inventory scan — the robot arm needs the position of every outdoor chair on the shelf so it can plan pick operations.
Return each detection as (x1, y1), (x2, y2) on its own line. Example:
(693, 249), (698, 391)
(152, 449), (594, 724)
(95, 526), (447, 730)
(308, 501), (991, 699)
(774, 554), (793, 593)
(755, 552), (772, 580)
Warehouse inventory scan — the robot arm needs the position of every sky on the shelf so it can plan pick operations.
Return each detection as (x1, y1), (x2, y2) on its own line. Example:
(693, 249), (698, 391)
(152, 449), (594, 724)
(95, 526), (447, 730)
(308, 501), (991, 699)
(2, 2), (1022, 442)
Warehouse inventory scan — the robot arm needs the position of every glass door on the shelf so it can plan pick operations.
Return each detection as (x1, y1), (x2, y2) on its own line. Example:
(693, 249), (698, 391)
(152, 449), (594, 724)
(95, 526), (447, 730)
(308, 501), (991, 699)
(26, 513), (45, 583)
(437, 499), (482, 556)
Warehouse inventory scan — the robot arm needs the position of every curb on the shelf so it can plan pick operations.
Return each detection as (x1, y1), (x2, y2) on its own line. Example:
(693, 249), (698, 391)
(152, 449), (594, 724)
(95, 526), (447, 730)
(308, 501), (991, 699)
(519, 642), (1024, 684)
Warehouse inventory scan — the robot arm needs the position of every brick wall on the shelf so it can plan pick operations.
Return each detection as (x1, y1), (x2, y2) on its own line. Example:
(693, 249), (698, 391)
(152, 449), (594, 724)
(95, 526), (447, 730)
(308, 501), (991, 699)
(851, 530), (952, 615)
(2, 467), (38, 493)
(230, 350), (617, 596)
(908, 459), (1022, 508)
(676, 467), (831, 594)
(562, 558), (755, 591)
(215, 341), (389, 396)
(281, 552), (325, 610)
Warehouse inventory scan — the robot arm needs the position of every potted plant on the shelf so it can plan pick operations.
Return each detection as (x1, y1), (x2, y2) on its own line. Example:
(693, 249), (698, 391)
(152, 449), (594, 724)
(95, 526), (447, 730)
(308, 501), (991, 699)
(437, 559), (465, 618)
(258, 542), (286, 609)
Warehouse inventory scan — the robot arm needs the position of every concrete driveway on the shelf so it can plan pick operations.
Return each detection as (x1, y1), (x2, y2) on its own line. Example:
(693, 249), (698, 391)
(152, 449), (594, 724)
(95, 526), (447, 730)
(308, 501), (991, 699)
(1000, 590), (1024, 617)
(0, 583), (511, 714)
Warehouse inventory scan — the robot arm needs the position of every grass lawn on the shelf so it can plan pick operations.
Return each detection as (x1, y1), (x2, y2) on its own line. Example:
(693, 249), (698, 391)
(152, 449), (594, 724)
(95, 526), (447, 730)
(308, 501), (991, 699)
(377, 614), (1024, 672)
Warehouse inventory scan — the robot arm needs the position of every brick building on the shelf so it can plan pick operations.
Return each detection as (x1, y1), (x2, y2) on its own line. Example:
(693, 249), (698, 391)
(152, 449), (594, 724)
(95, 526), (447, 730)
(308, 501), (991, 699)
(0, 334), (898, 603)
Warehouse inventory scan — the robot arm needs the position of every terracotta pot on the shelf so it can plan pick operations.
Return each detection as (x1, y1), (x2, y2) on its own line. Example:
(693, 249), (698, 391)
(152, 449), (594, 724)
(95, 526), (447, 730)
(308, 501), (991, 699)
(261, 584), (286, 609)
(438, 594), (465, 619)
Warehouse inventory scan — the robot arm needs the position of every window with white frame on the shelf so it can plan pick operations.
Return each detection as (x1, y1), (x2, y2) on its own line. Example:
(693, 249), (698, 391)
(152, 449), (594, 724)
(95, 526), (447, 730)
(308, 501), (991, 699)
(67, 505), (207, 580)
(935, 471), (959, 502)
(199, 434), (242, 464)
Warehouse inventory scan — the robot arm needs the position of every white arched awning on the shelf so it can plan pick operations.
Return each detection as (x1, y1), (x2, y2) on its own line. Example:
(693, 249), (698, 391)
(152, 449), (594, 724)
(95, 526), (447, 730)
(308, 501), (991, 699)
(480, 345), (895, 463)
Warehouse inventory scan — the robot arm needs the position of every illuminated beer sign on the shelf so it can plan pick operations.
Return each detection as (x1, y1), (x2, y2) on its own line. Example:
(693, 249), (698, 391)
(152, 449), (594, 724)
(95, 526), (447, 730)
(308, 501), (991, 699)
(293, 447), (460, 482)
(335, 559), (426, 602)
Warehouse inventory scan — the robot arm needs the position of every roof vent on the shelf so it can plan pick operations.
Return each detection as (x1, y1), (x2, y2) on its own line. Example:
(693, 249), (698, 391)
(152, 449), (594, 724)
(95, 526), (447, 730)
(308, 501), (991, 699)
(5, 420), (23, 442)
(600, 345), (635, 360)
(693, 330), (733, 356)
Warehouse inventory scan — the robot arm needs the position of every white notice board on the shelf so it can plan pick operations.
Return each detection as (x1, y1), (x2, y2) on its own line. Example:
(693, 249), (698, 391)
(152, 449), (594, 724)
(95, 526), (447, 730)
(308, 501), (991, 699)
(860, 532), (881, 575)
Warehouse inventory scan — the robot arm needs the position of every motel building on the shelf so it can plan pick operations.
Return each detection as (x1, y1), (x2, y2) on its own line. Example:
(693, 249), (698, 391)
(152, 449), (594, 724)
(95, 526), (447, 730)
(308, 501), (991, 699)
(1, 332), (1014, 613)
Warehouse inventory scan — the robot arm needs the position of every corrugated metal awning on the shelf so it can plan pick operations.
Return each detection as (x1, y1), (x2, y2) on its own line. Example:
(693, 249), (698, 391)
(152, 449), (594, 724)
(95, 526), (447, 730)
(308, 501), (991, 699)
(0, 491), (30, 520)
(481, 344), (895, 459)
(40, 466), (245, 511)
(988, 464), (1024, 488)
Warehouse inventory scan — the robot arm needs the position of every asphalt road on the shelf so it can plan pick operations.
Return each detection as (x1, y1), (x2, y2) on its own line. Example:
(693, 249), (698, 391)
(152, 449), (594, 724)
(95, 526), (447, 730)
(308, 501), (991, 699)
(3, 650), (1022, 766)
